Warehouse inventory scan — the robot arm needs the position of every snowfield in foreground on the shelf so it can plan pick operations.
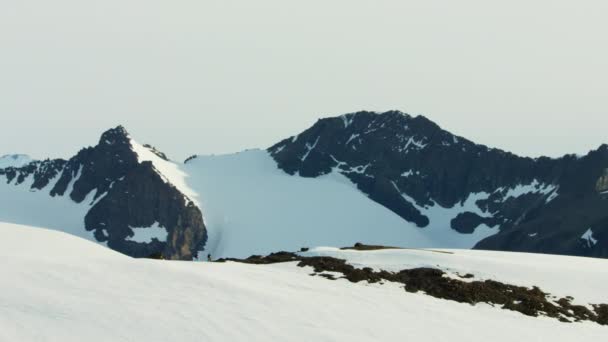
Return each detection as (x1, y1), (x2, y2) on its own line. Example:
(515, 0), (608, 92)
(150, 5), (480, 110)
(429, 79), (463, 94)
(2, 223), (606, 342)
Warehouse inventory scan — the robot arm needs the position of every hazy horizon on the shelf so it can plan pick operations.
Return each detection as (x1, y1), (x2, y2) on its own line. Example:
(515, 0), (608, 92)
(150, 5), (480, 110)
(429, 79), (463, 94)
(2, 110), (605, 162)
(1, 1), (607, 161)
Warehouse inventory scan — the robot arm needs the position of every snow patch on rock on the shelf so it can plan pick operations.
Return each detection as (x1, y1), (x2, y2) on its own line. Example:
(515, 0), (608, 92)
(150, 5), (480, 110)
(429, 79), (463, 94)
(127, 222), (168, 243)
(397, 137), (427, 153)
(300, 136), (320, 162)
(129, 138), (200, 207)
(581, 228), (598, 248)
(501, 180), (556, 201)
(392, 182), (497, 239)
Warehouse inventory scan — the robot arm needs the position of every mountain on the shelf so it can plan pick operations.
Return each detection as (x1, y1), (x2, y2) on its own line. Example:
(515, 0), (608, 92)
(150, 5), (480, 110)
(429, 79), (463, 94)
(269, 110), (608, 257)
(0, 126), (206, 260)
(1, 111), (607, 259)
(2, 222), (606, 341)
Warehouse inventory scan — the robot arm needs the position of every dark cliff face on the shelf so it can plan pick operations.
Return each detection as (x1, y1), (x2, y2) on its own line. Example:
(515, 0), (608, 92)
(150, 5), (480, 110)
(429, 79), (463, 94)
(476, 146), (608, 257)
(85, 161), (206, 260)
(269, 111), (608, 258)
(0, 126), (207, 260)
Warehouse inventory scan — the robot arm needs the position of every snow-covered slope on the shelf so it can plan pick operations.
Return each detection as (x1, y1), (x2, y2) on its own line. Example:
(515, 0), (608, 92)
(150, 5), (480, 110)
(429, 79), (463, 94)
(0, 166), (99, 242)
(184, 149), (496, 259)
(0, 127), (206, 259)
(129, 138), (200, 207)
(302, 247), (608, 305)
(0, 154), (33, 168)
(1, 222), (605, 342)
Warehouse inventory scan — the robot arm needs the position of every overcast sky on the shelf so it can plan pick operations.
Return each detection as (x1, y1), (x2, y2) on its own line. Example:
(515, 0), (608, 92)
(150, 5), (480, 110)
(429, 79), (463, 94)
(1, 0), (607, 161)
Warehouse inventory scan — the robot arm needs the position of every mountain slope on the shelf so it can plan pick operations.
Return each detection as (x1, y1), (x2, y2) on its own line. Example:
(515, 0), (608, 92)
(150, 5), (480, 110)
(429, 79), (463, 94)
(183, 149), (495, 259)
(0, 127), (206, 260)
(0, 154), (32, 169)
(2, 222), (606, 341)
(2, 111), (607, 260)
(268, 111), (608, 257)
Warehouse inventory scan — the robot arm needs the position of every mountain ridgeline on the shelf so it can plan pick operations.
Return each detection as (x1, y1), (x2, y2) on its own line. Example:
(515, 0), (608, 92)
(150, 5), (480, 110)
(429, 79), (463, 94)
(0, 127), (207, 260)
(1, 111), (607, 259)
(269, 111), (608, 257)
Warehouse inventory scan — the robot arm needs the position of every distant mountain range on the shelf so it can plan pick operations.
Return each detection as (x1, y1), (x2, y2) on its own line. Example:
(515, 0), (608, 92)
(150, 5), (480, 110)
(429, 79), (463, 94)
(1, 111), (607, 259)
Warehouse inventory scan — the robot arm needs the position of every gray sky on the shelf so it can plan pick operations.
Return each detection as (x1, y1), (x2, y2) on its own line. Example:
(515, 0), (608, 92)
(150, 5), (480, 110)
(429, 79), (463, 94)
(1, 0), (607, 161)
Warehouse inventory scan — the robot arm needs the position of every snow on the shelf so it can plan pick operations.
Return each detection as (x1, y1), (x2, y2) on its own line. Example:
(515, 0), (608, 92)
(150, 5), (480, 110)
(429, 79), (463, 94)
(88, 176), (119, 207)
(581, 228), (598, 248)
(546, 188), (560, 203)
(1, 223), (606, 342)
(392, 181), (497, 242)
(501, 179), (556, 201)
(329, 155), (372, 176)
(126, 222), (168, 243)
(183, 150), (497, 259)
(299, 136), (320, 162)
(401, 169), (414, 177)
(329, 154), (347, 167)
(271, 144), (285, 154)
(340, 114), (353, 128)
(0, 168), (99, 243)
(345, 133), (359, 145)
(398, 136), (427, 152)
(129, 138), (200, 207)
(0, 140), (192, 249)
(301, 247), (608, 305)
(346, 163), (370, 174)
(0, 154), (33, 169)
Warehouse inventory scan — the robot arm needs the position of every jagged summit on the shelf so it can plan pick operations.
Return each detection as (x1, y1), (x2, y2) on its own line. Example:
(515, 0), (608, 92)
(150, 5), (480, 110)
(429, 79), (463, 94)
(269, 110), (482, 181)
(271, 110), (476, 160)
(97, 125), (171, 162)
(0, 126), (207, 260)
(99, 125), (131, 147)
(104, 124), (129, 136)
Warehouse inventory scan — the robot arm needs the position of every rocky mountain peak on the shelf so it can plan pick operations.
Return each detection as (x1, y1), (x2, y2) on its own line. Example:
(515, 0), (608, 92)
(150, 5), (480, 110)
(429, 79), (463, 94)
(278, 110), (463, 157)
(269, 110), (472, 180)
(597, 144), (608, 154)
(0, 126), (207, 260)
(99, 125), (131, 147)
(266, 110), (608, 258)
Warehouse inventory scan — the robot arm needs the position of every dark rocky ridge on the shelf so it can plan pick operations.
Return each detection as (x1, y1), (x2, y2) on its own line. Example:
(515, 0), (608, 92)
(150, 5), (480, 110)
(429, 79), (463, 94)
(269, 111), (608, 258)
(219, 249), (608, 325)
(0, 126), (207, 260)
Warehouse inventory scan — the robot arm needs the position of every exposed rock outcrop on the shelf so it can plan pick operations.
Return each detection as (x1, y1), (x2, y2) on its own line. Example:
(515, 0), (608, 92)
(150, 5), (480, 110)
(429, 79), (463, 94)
(220, 249), (608, 325)
(0, 126), (207, 260)
(269, 111), (608, 258)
